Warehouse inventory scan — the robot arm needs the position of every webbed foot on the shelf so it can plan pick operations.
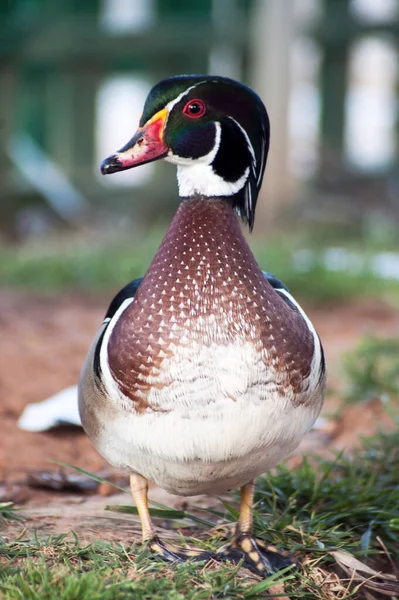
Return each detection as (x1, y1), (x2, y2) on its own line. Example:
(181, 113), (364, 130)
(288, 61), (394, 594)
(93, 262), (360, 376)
(216, 533), (296, 576)
(147, 535), (216, 565)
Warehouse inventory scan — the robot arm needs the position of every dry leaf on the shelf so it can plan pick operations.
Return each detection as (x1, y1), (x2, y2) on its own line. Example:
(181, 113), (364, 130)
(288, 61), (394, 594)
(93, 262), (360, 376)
(330, 549), (399, 596)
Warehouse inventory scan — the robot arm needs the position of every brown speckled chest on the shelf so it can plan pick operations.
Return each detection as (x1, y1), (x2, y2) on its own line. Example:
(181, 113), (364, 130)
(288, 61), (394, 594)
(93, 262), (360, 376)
(108, 198), (314, 411)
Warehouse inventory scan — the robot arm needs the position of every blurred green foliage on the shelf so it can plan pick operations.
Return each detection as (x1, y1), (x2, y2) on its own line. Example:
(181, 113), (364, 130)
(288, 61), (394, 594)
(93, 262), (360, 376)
(1, 225), (399, 306)
(342, 336), (399, 406)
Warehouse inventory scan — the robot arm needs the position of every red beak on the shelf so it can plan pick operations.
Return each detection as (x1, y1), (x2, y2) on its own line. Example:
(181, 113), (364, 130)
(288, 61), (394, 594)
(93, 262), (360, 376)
(101, 108), (169, 175)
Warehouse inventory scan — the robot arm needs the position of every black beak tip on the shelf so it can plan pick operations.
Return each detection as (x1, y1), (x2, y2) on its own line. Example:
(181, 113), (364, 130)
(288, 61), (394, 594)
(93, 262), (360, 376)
(100, 155), (123, 175)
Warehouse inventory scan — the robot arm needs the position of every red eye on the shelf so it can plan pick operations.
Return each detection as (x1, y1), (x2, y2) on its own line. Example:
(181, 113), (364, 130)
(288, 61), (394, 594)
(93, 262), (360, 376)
(183, 99), (206, 118)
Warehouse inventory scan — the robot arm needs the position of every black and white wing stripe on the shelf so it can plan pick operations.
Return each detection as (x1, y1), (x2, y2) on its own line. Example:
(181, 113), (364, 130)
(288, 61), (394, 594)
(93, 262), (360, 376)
(93, 277), (143, 379)
(263, 272), (326, 386)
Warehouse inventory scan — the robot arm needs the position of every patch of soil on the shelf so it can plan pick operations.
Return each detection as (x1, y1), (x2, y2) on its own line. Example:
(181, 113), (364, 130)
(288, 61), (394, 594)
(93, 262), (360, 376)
(0, 290), (398, 542)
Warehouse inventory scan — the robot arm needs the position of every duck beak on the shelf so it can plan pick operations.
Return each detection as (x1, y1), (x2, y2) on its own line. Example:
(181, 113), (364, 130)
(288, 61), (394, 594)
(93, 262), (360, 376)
(101, 108), (169, 175)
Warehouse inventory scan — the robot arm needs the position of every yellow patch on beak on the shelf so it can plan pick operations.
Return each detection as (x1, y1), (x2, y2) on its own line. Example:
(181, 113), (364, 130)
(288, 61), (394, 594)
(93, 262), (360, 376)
(145, 108), (168, 141)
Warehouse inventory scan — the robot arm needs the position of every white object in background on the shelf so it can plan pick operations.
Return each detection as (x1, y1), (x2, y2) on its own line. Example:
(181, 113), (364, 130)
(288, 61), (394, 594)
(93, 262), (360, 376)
(8, 134), (88, 222)
(100, 0), (155, 34)
(18, 386), (81, 432)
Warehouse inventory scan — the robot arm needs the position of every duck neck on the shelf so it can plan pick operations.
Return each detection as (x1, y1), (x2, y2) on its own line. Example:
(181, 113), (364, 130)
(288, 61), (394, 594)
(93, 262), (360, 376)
(164, 196), (246, 254)
(145, 195), (262, 285)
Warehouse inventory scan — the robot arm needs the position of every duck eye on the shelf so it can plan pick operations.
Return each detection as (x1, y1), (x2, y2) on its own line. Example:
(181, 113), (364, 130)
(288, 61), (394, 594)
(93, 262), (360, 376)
(183, 99), (206, 118)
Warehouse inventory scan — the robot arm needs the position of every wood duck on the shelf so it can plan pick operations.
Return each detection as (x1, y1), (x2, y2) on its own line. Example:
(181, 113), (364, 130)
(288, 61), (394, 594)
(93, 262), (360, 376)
(79, 75), (326, 576)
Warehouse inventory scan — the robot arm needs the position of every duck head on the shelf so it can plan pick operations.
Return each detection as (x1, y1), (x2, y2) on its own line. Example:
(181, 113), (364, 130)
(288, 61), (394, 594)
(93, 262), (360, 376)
(101, 75), (270, 230)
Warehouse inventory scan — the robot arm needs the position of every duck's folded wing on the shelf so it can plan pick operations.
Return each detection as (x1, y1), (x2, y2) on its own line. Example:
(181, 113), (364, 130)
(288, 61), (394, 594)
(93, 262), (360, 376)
(263, 271), (326, 389)
(92, 277), (144, 380)
(78, 277), (143, 426)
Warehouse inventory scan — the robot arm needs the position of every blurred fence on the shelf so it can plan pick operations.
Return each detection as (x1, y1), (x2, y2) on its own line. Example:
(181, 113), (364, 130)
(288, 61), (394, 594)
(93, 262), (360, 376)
(0, 0), (398, 236)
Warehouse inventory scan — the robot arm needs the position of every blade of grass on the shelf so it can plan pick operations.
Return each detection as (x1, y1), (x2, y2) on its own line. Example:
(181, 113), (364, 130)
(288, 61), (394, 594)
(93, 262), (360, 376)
(50, 460), (130, 494)
(105, 505), (186, 519)
(248, 565), (296, 595)
(52, 460), (215, 527)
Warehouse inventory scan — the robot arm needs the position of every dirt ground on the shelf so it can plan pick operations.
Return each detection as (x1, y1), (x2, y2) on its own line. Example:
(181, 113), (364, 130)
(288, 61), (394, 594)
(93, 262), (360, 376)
(1, 290), (398, 544)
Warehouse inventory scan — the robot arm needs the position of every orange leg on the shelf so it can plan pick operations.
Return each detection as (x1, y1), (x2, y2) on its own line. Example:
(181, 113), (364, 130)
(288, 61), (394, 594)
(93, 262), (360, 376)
(237, 480), (255, 535)
(217, 481), (295, 576)
(130, 474), (154, 542)
(130, 473), (215, 564)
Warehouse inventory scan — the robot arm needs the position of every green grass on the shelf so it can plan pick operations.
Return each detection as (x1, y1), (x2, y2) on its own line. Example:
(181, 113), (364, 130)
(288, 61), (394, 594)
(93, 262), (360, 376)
(1, 428), (398, 599)
(342, 336), (399, 405)
(1, 227), (399, 304)
(0, 533), (294, 600)
(0, 503), (23, 523)
(255, 430), (399, 558)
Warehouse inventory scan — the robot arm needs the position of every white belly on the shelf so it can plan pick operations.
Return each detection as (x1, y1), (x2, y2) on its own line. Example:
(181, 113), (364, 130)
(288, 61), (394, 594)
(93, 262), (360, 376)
(93, 340), (322, 496)
(97, 401), (319, 495)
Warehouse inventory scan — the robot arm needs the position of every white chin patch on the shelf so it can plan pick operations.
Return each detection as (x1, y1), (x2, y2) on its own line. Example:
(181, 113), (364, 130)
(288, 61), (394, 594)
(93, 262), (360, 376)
(176, 164), (249, 198)
(165, 121), (249, 198)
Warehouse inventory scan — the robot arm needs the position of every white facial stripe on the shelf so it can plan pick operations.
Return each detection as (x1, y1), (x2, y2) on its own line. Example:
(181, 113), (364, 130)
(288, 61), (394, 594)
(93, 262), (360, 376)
(227, 116), (257, 181)
(166, 121), (249, 197)
(245, 182), (252, 217)
(259, 123), (266, 186)
(164, 81), (207, 128)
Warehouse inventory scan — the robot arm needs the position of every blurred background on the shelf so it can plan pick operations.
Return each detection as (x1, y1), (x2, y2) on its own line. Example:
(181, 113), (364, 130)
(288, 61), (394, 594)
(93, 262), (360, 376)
(1, 0), (399, 248)
(0, 0), (398, 512)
